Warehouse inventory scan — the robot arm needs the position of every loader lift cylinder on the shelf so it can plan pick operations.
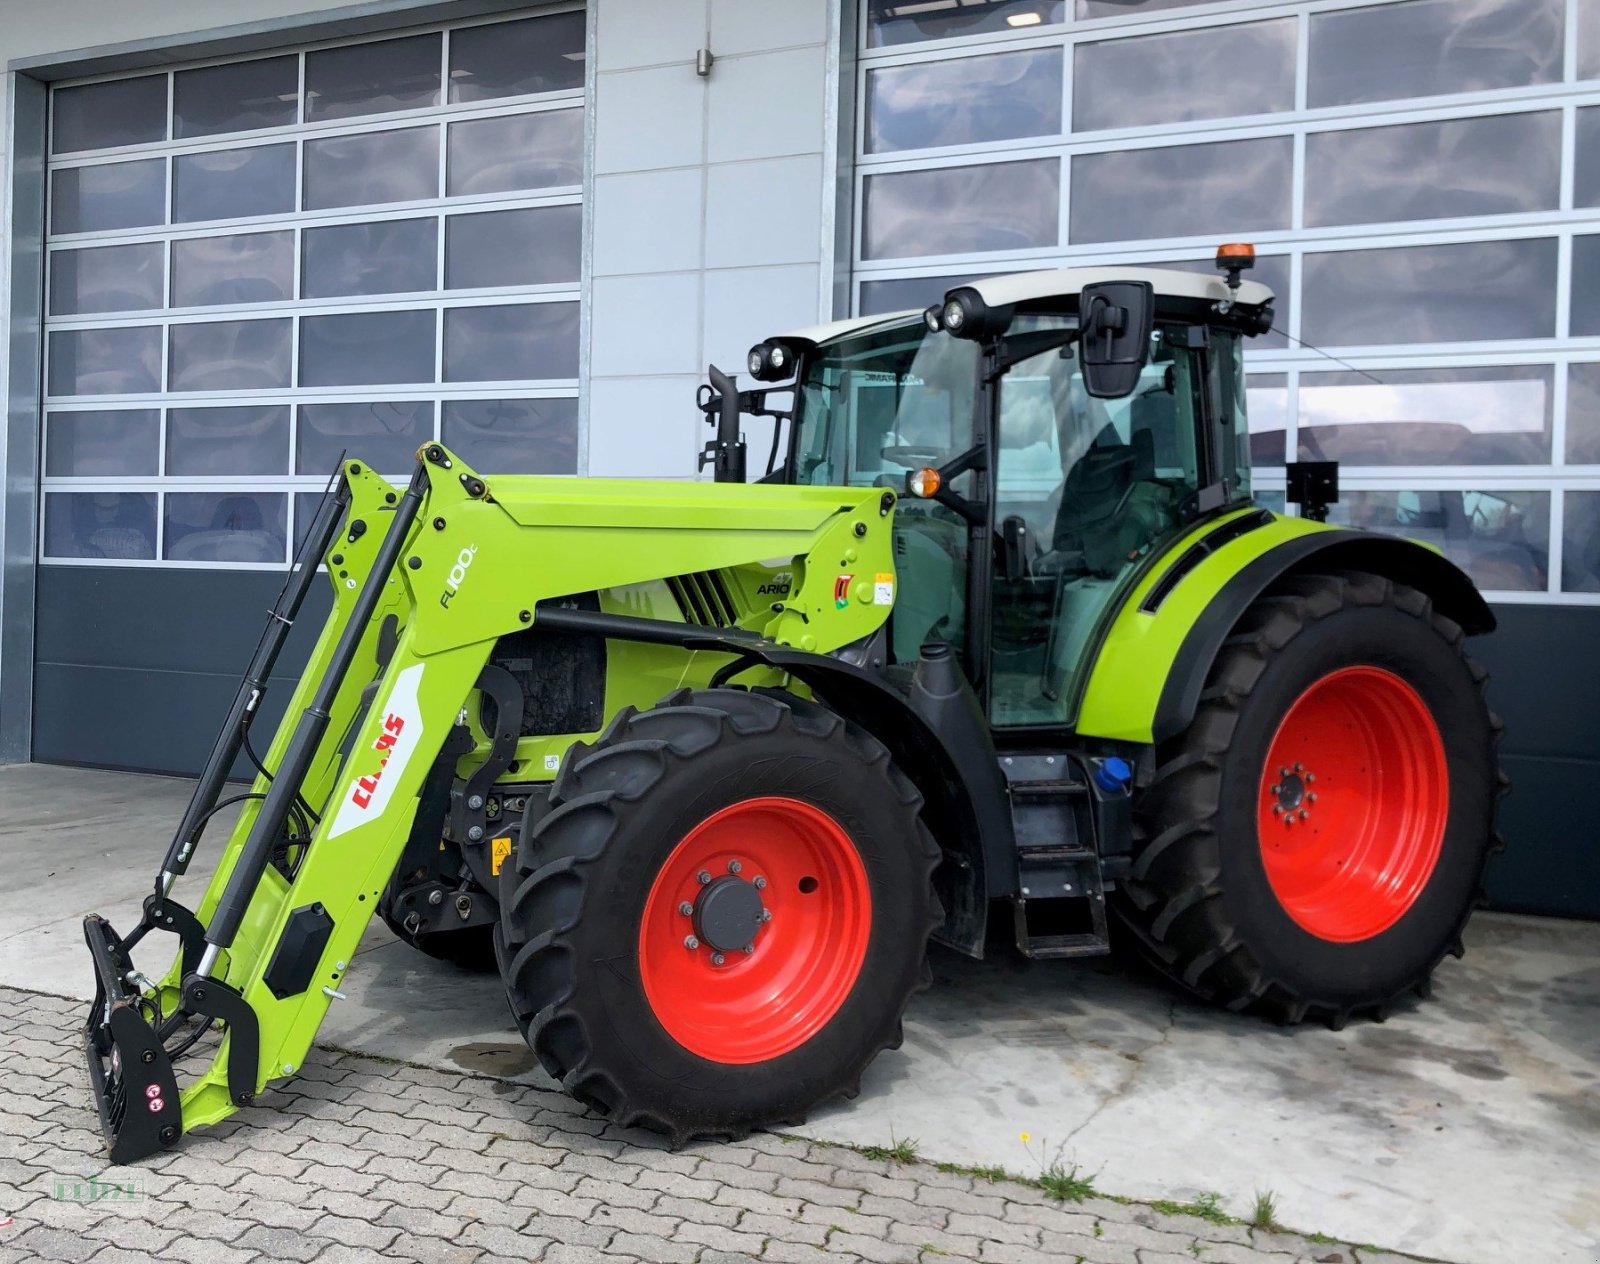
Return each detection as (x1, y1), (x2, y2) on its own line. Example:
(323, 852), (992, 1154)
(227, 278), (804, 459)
(199, 460), (429, 969)
(159, 471), (352, 895)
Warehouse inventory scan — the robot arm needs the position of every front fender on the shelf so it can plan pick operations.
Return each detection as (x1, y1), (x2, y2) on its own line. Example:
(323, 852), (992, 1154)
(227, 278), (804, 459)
(1075, 512), (1494, 746)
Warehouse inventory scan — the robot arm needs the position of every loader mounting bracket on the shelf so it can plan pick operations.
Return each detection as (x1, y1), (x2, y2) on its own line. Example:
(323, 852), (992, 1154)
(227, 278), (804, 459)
(179, 974), (260, 1107)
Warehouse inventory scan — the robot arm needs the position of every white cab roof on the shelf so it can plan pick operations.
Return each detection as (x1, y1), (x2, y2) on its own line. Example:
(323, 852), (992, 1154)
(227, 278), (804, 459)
(774, 265), (1274, 348)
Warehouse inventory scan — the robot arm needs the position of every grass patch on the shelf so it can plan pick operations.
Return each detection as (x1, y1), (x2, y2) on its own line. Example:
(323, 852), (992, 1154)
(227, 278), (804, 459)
(1251, 1189), (1282, 1231)
(1149, 1192), (1232, 1226)
(1038, 1161), (1097, 1204)
(859, 1131), (919, 1164)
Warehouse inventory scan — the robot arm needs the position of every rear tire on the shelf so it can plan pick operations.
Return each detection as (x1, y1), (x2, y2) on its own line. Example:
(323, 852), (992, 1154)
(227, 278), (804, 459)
(495, 687), (941, 1140)
(1114, 571), (1504, 1026)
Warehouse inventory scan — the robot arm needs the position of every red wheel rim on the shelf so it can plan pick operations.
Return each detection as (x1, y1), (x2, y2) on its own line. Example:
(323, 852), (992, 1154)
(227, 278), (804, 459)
(638, 797), (872, 1064)
(1257, 666), (1449, 943)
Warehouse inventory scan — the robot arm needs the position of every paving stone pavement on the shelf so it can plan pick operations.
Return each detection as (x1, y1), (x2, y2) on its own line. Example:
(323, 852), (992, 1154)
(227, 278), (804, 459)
(0, 986), (1434, 1264)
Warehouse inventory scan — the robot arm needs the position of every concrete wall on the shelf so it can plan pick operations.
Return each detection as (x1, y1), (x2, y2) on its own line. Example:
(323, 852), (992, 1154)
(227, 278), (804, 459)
(586, 0), (837, 477)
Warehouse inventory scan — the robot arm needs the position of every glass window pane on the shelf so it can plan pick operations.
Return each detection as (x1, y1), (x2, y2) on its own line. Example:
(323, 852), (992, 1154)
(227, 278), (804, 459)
(1327, 489), (1549, 591)
(1306, 113), (1560, 228)
(174, 56), (297, 138)
(867, 0), (1065, 46)
(44, 492), (157, 560)
(1583, 0), (1600, 78)
(450, 13), (586, 101)
(171, 231), (294, 307)
(305, 33), (442, 122)
(442, 303), (579, 381)
(1246, 374), (1287, 465)
(1302, 239), (1557, 346)
(445, 206), (581, 289)
(1566, 362), (1600, 462)
(52, 77), (166, 154)
(447, 111), (582, 196)
(165, 405), (290, 476)
(45, 409), (161, 477)
(49, 243), (163, 316)
(164, 492), (287, 563)
(297, 400), (434, 475)
(174, 144), (296, 223)
(1575, 108), (1600, 207)
(299, 310), (437, 386)
(1074, 20), (1294, 133)
(302, 218), (438, 299)
(441, 398), (579, 473)
(1070, 139), (1291, 245)
(48, 327), (161, 396)
(1562, 490), (1600, 591)
(1572, 236), (1600, 335)
(1076, 0), (1232, 19)
(1308, 0), (1563, 108)
(51, 160), (165, 235)
(866, 49), (1061, 154)
(859, 272), (984, 316)
(863, 160), (1058, 260)
(304, 128), (439, 211)
(169, 318), (292, 392)
(1298, 366), (1552, 466)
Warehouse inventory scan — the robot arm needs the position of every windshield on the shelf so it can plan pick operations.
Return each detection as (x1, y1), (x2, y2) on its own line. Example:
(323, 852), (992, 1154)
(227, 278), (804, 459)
(792, 320), (978, 487)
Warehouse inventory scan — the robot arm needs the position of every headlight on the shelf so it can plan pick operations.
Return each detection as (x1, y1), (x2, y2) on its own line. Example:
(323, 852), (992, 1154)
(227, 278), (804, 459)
(746, 342), (796, 382)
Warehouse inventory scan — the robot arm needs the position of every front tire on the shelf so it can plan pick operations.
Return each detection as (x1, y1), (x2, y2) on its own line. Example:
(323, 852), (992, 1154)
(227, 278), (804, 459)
(495, 687), (941, 1140)
(1115, 571), (1503, 1026)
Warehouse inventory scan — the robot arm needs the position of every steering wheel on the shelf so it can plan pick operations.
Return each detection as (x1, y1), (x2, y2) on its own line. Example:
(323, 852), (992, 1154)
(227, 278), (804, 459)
(880, 445), (943, 468)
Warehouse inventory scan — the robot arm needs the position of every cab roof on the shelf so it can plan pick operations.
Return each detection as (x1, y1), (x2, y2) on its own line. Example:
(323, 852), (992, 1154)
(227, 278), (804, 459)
(776, 265), (1275, 349)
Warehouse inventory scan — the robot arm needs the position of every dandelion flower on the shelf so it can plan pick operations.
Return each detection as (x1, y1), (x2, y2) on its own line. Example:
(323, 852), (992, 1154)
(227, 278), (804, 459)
(1020, 1132), (1031, 1143)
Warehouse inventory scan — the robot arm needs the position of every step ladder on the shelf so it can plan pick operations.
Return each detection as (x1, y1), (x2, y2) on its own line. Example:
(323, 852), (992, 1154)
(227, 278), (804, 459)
(1001, 754), (1111, 959)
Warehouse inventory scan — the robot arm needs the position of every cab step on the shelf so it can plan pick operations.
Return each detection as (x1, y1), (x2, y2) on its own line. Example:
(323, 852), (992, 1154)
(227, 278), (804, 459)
(1001, 755), (1111, 960)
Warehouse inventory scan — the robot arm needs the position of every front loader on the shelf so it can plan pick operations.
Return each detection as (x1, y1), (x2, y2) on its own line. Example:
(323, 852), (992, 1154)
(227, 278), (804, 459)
(83, 249), (1502, 1162)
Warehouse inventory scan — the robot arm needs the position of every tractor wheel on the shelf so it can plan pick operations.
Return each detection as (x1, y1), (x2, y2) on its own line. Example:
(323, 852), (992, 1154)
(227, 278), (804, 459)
(1114, 571), (1503, 1027)
(494, 687), (941, 1141)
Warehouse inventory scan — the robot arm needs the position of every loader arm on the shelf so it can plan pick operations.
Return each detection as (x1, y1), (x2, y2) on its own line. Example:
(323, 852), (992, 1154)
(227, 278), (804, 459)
(81, 445), (898, 1162)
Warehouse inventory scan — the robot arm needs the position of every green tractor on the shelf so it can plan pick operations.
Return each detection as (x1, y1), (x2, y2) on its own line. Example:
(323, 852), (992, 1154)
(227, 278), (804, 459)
(82, 251), (1501, 1161)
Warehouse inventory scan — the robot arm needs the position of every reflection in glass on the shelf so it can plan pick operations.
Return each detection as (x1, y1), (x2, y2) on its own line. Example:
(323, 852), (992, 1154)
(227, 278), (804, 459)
(1565, 362), (1600, 462)
(45, 410), (160, 477)
(1572, 236), (1600, 335)
(443, 304), (580, 381)
(1246, 375), (1287, 465)
(168, 319), (292, 392)
(1298, 366), (1552, 465)
(174, 144), (296, 222)
(304, 128), (440, 211)
(1306, 113), (1559, 227)
(302, 219), (438, 298)
(864, 160), (1058, 260)
(48, 327), (161, 396)
(1077, 0), (1232, 17)
(1074, 20), (1294, 132)
(1302, 239), (1557, 346)
(51, 160), (165, 235)
(860, 273), (983, 316)
(44, 492), (157, 560)
(1327, 489), (1549, 591)
(175, 56), (298, 137)
(49, 243), (163, 316)
(305, 34), (442, 121)
(867, 0), (1065, 45)
(1562, 491), (1600, 591)
(1576, 108), (1600, 207)
(164, 492), (287, 563)
(1584, 0), (1600, 78)
(1071, 139), (1291, 244)
(299, 310), (437, 386)
(441, 398), (579, 474)
(298, 401), (435, 474)
(52, 77), (166, 154)
(171, 232), (294, 307)
(1308, 0), (1563, 108)
(445, 206), (582, 289)
(450, 13), (586, 101)
(447, 111), (584, 196)
(866, 50), (1061, 153)
(166, 406), (291, 476)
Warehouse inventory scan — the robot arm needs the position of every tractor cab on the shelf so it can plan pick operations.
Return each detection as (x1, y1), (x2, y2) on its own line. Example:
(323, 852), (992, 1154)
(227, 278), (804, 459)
(727, 251), (1276, 729)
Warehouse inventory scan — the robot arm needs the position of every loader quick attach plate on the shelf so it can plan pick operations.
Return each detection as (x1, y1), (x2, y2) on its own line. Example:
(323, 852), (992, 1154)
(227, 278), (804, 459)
(82, 914), (183, 1163)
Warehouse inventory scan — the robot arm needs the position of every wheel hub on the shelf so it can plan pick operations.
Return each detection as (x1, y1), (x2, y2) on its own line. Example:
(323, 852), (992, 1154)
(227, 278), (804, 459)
(692, 875), (766, 953)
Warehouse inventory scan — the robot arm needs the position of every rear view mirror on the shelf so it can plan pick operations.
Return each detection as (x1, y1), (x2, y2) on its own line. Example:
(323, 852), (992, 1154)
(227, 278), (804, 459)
(1079, 281), (1154, 399)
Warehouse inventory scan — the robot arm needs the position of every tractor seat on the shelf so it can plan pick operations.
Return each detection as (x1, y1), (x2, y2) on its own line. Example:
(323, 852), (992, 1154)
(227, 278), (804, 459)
(1050, 428), (1155, 573)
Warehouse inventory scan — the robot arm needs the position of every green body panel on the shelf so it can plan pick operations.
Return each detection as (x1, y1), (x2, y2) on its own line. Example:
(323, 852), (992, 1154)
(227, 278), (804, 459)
(1074, 509), (1337, 743)
(161, 451), (897, 1129)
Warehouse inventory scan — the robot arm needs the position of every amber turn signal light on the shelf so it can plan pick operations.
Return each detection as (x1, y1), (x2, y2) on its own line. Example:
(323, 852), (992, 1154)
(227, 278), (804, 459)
(907, 467), (941, 498)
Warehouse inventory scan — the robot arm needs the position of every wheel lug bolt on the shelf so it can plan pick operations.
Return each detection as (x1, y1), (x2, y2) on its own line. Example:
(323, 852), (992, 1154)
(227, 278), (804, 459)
(728, 860), (742, 875)
(753, 876), (767, 889)
(678, 901), (694, 917)
(1285, 817), (1295, 828)
(742, 945), (755, 955)
(697, 871), (711, 885)
(1307, 793), (1318, 804)
(1272, 805), (1282, 815)
(1270, 784), (1281, 795)
(684, 935), (699, 950)
(710, 952), (726, 966)
(1280, 767), (1290, 778)
(760, 910), (772, 923)
(1299, 810), (1309, 821)
(1305, 773), (1316, 784)
(1293, 762), (1304, 772)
